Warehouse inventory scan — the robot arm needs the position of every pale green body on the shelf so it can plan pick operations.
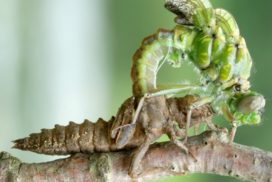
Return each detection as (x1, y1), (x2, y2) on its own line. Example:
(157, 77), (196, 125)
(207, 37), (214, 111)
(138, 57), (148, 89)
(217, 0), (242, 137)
(131, 1), (265, 129)
(131, 24), (252, 96)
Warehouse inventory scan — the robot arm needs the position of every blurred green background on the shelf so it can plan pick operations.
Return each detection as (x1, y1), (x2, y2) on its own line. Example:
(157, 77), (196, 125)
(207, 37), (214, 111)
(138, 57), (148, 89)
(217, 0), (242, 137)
(0, 0), (271, 181)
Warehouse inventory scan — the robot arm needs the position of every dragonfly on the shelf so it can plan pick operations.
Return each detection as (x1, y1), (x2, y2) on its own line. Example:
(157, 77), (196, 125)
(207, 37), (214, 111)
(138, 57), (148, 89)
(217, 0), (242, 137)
(130, 0), (265, 144)
(13, 0), (266, 178)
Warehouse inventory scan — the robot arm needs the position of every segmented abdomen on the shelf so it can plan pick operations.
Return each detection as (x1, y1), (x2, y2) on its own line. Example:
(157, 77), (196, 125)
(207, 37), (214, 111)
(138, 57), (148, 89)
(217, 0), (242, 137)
(13, 118), (118, 155)
(131, 23), (252, 97)
(131, 29), (175, 96)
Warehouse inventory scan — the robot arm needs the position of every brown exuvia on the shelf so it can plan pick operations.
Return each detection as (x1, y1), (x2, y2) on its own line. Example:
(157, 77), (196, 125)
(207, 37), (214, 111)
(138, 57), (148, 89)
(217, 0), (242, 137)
(13, 95), (214, 176)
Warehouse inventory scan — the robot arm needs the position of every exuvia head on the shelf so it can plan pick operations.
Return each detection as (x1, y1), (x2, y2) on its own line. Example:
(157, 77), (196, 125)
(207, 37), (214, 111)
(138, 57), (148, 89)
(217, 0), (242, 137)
(229, 92), (265, 126)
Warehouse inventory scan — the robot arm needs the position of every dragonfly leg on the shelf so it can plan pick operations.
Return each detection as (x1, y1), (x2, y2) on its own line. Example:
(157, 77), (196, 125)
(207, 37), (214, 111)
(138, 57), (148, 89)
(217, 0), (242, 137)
(184, 96), (214, 143)
(128, 136), (153, 178)
(229, 125), (237, 144)
(150, 84), (203, 97)
(221, 103), (238, 144)
(167, 123), (188, 154)
(168, 121), (200, 161)
(132, 84), (205, 126)
(205, 117), (223, 132)
(131, 94), (148, 125)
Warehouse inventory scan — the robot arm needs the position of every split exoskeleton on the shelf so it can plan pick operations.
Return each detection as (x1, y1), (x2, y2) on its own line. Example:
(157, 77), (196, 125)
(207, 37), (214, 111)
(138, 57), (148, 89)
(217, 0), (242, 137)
(13, 96), (214, 176)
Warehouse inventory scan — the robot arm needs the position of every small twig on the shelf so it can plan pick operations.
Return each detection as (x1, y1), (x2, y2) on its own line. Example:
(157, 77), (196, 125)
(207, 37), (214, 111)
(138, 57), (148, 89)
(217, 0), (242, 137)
(1, 130), (272, 182)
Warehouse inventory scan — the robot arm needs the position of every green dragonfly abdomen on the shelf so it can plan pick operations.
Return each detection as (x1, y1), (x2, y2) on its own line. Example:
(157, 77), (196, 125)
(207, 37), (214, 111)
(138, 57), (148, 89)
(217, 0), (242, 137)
(131, 29), (170, 96)
(131, 28), (191, 96)
(130, 0), (265, 145)
(190, 30), (252, 83)
(131, 22), (252, 96)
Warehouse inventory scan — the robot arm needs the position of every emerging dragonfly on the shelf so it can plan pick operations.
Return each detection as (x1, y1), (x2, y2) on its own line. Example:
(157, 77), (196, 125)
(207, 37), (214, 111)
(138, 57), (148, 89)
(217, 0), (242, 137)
(130, 0), (265, 143)
(12, 0), (266, 178)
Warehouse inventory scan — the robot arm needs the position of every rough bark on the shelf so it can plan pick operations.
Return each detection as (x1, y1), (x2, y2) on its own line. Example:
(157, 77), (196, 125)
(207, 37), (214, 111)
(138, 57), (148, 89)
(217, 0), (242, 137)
(1, 130), (272, 182)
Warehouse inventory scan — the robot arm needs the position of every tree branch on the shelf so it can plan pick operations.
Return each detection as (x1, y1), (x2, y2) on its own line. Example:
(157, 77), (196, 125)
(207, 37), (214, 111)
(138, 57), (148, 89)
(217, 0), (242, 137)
(1, 130), (272, 182)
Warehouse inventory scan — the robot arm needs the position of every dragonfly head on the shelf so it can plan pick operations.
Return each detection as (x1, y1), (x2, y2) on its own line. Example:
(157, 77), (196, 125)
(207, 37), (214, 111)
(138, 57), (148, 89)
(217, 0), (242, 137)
(164, 0), (193, 25)
(230, 92), (265, 126)
(237, 79), (250, 92)
(164, 0), (213, 25)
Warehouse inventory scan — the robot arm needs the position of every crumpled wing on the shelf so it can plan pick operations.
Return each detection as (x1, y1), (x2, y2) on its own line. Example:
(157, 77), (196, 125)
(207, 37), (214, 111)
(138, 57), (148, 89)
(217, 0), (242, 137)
(111, 97), (136, 149)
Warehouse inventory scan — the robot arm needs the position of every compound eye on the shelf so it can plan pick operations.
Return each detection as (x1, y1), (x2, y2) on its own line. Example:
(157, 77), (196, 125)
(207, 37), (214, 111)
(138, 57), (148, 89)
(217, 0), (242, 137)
(233, 84), (241, 92)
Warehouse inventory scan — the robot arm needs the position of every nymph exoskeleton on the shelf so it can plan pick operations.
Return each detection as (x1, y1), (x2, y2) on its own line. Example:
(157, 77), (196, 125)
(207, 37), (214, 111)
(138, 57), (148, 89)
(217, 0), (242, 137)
(13, 94), (265, 177)
(130, 0), (265, 143)
(13, 95), (215, 177)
